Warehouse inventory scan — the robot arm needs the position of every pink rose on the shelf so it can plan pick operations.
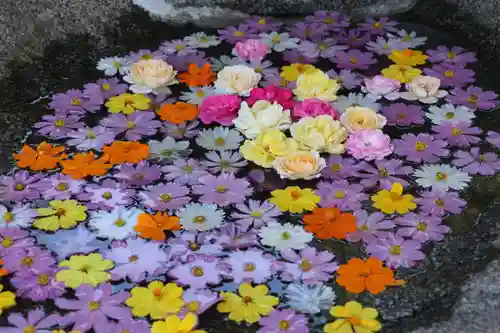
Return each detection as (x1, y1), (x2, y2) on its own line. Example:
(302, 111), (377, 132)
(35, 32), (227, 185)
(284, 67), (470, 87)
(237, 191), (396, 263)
(346, 129), (394, 161)
(292, 99), (339, 119)
(246, 85), (295, 110)
(234, 39), (269, 61)
(363, 75), (401, 100)
(199, 95), (242, 125)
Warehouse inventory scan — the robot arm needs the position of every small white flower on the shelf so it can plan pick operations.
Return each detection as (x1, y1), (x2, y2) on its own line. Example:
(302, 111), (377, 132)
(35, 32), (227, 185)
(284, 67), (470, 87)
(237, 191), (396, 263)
(184, 32), (221, 48)
(88, 207), (143, 240)
(178, 203), (224, 231)
(149, 137), (191, 161)
(179, 86), (216, 105)
(259, 222), (313, 251)
(0, 204), (37, 228)
(414, 164), (471, 191)
(201, 150), (248, 174)
(233, 101), (292, 139)
(214, 65), (261, 96)
(260, 32), (299, 52)
(334, 92), (381, 113)
(399, 75), (448, 104)
(284, 283), (336, 314)
(426, 104), (475, 125)
(97, 56), (130, 76)
(210, 55), (242, 72)
(224, 249), (273, 283)
(365, 36), (406, 55)
(196, 127), (243, 151)
(389, 29), (428, 48)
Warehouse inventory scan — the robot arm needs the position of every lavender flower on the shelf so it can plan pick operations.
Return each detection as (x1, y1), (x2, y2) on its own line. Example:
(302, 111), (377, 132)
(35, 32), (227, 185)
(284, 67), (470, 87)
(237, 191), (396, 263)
(258, 309), (309, 333)
(192, 173), (252, 207)
(114, 161), (162, 186)
(453, 148), (499, 176)
(326, 69), (363, 90)
(245, 16), (283, 33)
(305, 11), (350, 31)
(162, 158), (209, 185)
(42, 174), (84, 200)
(0, 308), (60, 332)
(423, 63), (475, 88)
(112, 318), (150, 333)
(282, 49), (317, 64)
(167, 51), (209, 72)
(321, 155), (363, 180)
(78, 179), (134, 210)
(49, 89), (100, 114)
(381, 103), (425, 127)
(336, 28), (371, 48)
(138, 182), (190, 211)
(11, 267), (65, 301)
(0, 171), (46, 202)
(218, 25), (257, 44)
(160, 39), (197, 56)
(287, 22), (329, 40)
(432, 121), (481, 147)
(316, 180), (368, 211)
(347, 211), (394, 243)
(393, 133), (449, 163)
(487, 131), (500, 148)
(160, 120), (200, 139)
(333, 49), (377, 70)
(3, 246), (56, 274)
(169, 254), (223, 289)
(126, 48), (165, 62)
(82, 78), (127, 103)
(0, 228), (35, 256)
(65, 125), (116, 150)
(168, 231), (224, 262)
(366, 233), (425, 268)
(100, 111), (161, 141)
(447, 86), (498, 111)
(358, 17), (399, 35)
(201, 151), (248, 174)
(415, 189), (466, 217)
(232, 200), (281, 229)
(224, 249), (273, 283)
(395, 212), (450, 243)
(297, 39), (348, 59)
(357, 159), (413, 189)
(34, 113), (83, 138)
(216, 224), (259, 249)
(426, 45), (477, 65)
(178, 289), (220, 317)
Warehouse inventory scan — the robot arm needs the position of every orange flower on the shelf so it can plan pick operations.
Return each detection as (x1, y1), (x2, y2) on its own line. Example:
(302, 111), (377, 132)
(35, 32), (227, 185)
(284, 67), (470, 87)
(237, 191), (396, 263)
(0, 259), (7, 276)
(60, 152), (112, 179)
(302, 207), (356, 240)
(337, 257), (405, 294)
(102, 141), (150, 164)
(156, 102), (199, 124)
(13, 142), (66, 171)
(178, 63), (216, 87)
(135, 212), (181, 240)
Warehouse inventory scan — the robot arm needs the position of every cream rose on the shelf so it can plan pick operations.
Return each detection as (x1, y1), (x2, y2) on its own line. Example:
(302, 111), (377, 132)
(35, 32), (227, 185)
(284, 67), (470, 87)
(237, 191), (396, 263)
(339, 106), (387, 133)
(124, 59), (178, 94)
(233, 100), (292, 139)
(290, 115), (348, 154)
(293, 70), (341, 102)
(214, 65), (262, 95)
(272, 151), (326, 180)
(400, 75), (448, 104)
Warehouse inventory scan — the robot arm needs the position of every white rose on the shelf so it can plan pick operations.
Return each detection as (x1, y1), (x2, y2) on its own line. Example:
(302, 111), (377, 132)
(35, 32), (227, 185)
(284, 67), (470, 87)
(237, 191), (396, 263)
(214, 65), (261, 95)
(272, 151), (326, 180)
(124, 59), (177, 94)
(233, 101), (292, 139)
(400, 75), (448, 104)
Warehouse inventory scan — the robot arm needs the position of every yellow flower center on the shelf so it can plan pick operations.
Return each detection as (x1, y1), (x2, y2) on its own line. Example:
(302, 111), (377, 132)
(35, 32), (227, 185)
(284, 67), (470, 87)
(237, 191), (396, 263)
(442, 112), (454, 120)
(360, 225), (369, 231)
(160, 193), (172, 202)
(161, 149), (173, 157)
(397, 112), (407, 119)
(195, 89), (205, 97)
(79, 265), (90, 273)
(193, 216), (206, 224)
(251, 211), (262, 217)
(220, 160), (230, 169)
(331, 163), (342, 172)
(258, 18), (266, 24)
(281, 231), (291, 240)
(444, 70), (454, 78)
(390, 245), (402, 255)
(335, 190), (345, 199)
(215, 137), (226, 146)
(323, 17), (335, 24)
(113, 61), (121, 68)
(102, 83), (111, 91)
(414, 141), (428, 151)
(176, 45), (185, 50)
(56, 183), (69, 191)
(389, 192), (402, 201)
(187, 301), (200, 312)
(87, 131), (97, 139)
(22, 257), (34, 266)
(14, 183), (26, 191)
(216, 185), (227, 193)
(402, 35), (411, 42)
(379, 168), (389, 177)
(452, 128), (462, 136)
(114, 219), (126, 227)
(189, 242), (200, 250)
(71, 98), (81, 106)
(373, 21), (382, 28)
(191, 266), (204, 277)
(416, 222), (427, 231)
(435, 172), (448, 181)
(349, 57), (358, 64)
(467, 94), (479, 103)
(37, 274), (50, 285)
(126, 121), (136, 128)
(141, 54), (153, 60)
(279, 79), (288, 87)
(88, 301), (100, 311)
(183, 165), (193, 173)
(23, 326), (36, 333)
(2, 237), (13, 248)
(435, 199), (445, 207)
(299, 260), (312, 272)
(102, 192), (113, 200)
(3, 212), (14, 223)
(128, 255), (139, 262)
(244, 263), (256, 272)
(272, 35), (281, 43)
(305, 28), (313, 37)
(133, 173), (145, 180)
(317, 43), (328, 51)
(55, 119), (66, 127)
(447, 51), (456, 59)
(278, 320), (290, 330)
(55, 208), (66, 217)
(479, 155), (486, 161)
(234, 31), (245, 37)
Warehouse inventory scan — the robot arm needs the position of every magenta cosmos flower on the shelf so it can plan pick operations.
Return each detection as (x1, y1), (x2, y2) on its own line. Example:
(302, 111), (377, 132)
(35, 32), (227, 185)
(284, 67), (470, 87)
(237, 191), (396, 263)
(333, 49), (377, 70)
(346, 129), (394, 161)
(432, 121), (481, 147)
(395, 212), (450, 243)
(357, 159), (413, 189)
(381, 103), (425, 127)
(415, 189), (466, 217)
(0, 308), (60, 333)
(223, 248), (273, 283)
(453, 148), (500, 176)
(138, 182), (190, 211)
(316, 180), (368, 211)
(447, 86), (498, 111)
(258, 309), (309, 333)
(169, 254), (223, 289)
(347, 210), (394, 243)
(423, 63), (475, 88)
(426, 45), (477, 65)
(100, 111), (161, 141)
(366, 233), (425, 268)
(192, 173), (252, 206)
(246, 85), (295, 110)
(393, 133), (449, 163)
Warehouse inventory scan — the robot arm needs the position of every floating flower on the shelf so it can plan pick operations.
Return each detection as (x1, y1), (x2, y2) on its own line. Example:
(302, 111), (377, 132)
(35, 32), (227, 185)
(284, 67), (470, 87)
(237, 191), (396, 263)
(257, 309), (309, 333)
(366, 233), (425, 268)
(196, 127), (243, 151)
(246, 85), (295, 110)
(346, 129), (394, 161)
(102, 141), (150, 164)
(138, 182), (190, 211)
(321, 155), (364, 180)
(156, 102), (199, 124)
(65, 125), (116, 150)
(269, 186), (320, 213)
(178, 203), (224, 231)
(240, 129), (298, 168)
(293, 70), (340, 101)
(126, 281), (185, 319)
(88, 206), (143, 240)
(426, 103), (474, 125)
(185, 32), (221, 48)
(398, 75), (448, 103)
(292, 98), (338, 119)
(447, 85), (498, 111)
(14, 142), (66, 171)
(124, 59), (178, 94)
(280, 64), (318, 81)
(395, 212), (450, 242)
(56, 253), (114, 288)
(316, 180), (368, 211)
(426, 45), (477, 65)
(178, 63), (216, 87)
(393, 133), (449, 163)
(201, 150), (248, 174)
(347, 210), (394, 243)
(290, 115), (347, 154)
(423, 63), (475, 88)
(134, 212), (181, 241)
(414, 164), (471, 191)
(334, 92), (381, 113)
(224, 249), (273, 284)
(303, 207), (356, 240)
(199, 94), (242, 125)
(233, 101), (292, 139)
(0, 308), (60, 333)
(324, 301), (382, 333)
(232, 199), (281, 228)
(234, 39), (269, 61)
(371, 183), (416, 214)
(34, 113), (83, 139)
(432, 121), (481, 147)
(149, 137), (191, 161)
(152, 313), (206, 333)
(214, 65), (261, 95)
(453, 148), (499, 176)
(415, 189), (466, 217)
(169, 255), (223, 289)
(192, 173), (252, 206)
(0, 284), (15, 316)
(0, 203), (37, 228)
(284, 283), (335, 314)
(273, 151), (326, 180)
(34, 200), (87, 231)
(105, 93), (151, 114)
(258, 222), (313, 250)
(388, 49), (428, 66)
(0, 171), (45, 202)
(333, 49), (377, 70)
(381, 103), (425, 127)
(340, 106), (387, 133)
(382, 64), (422, 83)
(362, 75), (401, 100)
(97, 56), (130, 75)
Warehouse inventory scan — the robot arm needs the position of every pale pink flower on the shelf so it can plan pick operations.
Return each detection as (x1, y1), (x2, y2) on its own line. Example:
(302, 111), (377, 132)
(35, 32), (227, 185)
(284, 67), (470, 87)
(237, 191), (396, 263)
(346, 129), (394, 161)
(234, 39), (269, 61)
(362, 75), (401, 100)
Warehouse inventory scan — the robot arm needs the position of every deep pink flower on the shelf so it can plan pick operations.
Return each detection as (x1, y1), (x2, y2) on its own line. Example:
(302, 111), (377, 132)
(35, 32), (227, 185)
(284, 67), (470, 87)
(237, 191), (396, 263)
(292, 99), (338, 119)
(234, 39), (269, 61)
(346, 129), (394, 161)
(246, 85), (294, 110)
(199, 95), (242, 125)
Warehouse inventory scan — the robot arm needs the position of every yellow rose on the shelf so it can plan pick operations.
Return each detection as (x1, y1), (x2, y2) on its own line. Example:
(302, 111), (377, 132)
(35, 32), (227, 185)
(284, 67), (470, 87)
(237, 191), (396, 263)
(214, 65), (261, 95)
(125, 59), (178, 93)
(240, 129), (298, 168)
(293, 70), (340, 101)
(290, 115), (348, 154)
(339, 106), (387, 133)
(272, 151), (326, 180)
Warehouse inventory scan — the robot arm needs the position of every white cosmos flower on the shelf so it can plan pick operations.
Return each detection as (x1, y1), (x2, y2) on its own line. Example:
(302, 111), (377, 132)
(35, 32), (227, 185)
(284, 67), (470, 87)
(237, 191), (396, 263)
(365, 36), (406, 55)
(233, 101), (292, 139)
(426, 104), (475, 125)
(88, 207), (144, 240)
(201, 150), (248, 174)
(231, 199), (281, 228)
(258, 222), (313, 251)
(96, 56), (131, 76)
(334, 92), (381, 113)
(260, 32), (300, 52)
(178, 203), (224, 231)
(0, 204), (37, 228)
(196, 127), (243, 151)
(184, 32), (221, 48)
(414, 164), (471, 191)
(210, 55), (242, 72)
(284, 283), (336, 314)
(389, 29), (428, 48)
(149, 137), (191, 161)
(179, 86), (216, 105)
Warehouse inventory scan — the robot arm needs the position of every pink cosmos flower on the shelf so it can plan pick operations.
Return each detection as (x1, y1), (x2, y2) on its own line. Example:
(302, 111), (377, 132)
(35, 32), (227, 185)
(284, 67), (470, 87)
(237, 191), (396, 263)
(362, 75), (401, 100)
(346, 129), (394, 161)
(199, 95), (242, 125)
(234, 39), (269, 61)
(292, 99), (339, 119)
(246, 85), (295, 110)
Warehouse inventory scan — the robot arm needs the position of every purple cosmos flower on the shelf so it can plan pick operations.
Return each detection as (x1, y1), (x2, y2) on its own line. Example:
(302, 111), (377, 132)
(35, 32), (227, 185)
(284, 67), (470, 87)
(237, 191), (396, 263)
(305, 11), (350, 31)
(192, 173), (252, 207)
(78, 179), (134, 210)
(42, 174), (84, 200)
(426, 45), (477, 65)
(162, 158), (209, 185)
(168, 232), (224, 262)
(487, 131), (500, 148)
(55, 283), (131, 333)
(415, 189), (466, 217)
(0, 228), (35, 256)
(100, 111), (161, 141)
(333, 49), (376, 70)
(347, 211), (394, 243)
(11, 267), (65, 301)
(160, 39), (197, 56)
(326, 69), (363, 90)
(114, 161), (162, 186)
(126, 48), (165, 62)
(453, 148), (499, 176)
(297, 39), (348, 59)
(432, 121), (481, 147)
(316, 180), (368, 211)
(0, 308), (60, 333)
(3, 246), (56, 274)
(275, 246), (338, 285)
(216, 223), (259, 249)
(167, 51), (209, 72)
(395, 212), (450, 243)
(366, 233), (425, 268)
(112, 318), (150, 333)
(245, 16), (282, 33)
(161, 120), (200, 139)
(138, 182), (190, 211)
(83, 78), (127, 104)
(223, 248), (273, 283)
(218, 25), (257, 44)
(106, 237), (171, 282)
(321, 155), (363, 180)
(282, 49), (317, 64)
(232, 199), (281, 229)
(423, 64), (475, 88)
(381, 103), (425, 127)
(287, 22), (329, 40)
(0, 171), (45, 202)
(169, 254), (223, 289)
(65, 125), (116, 150)
(357, 159), (413, 189)
(258, 309), (309, 333)
(33, 113), (83, 138)
(393, 133), (449, 163)
(447, 86), (498, 111)
(336, 28), (371, 48)
(358, 17), (399, 35)
(179, 289), (220, 317)
(49, 88), (101, 114)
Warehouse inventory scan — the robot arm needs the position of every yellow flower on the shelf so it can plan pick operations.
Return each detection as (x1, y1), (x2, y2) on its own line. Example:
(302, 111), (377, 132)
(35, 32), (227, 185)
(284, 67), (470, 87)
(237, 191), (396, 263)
(34, 200), (87, 231)
(269, 186), (320, 213)
(0, 284), (16, 316)
(371, 183), (416, 214)
(290, 115), (348, 153)
(51, 330), (82, 333)
(339, 107), (387, 133)
(217, 283), (279, 324)
(272, 151), (326, 180)
(152, 313), (206, 333)
(388, 49), (428, 66)
(240, 129), (298, 168)
(324, 301), (382, 333)
(280, 64), (319, 81)
(105, 93), (151, 114)
(126, 281), (185, 319)
(294, 70), (340, 101)
(56, 253), (114, 288)
(382, 65), (422, 83)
